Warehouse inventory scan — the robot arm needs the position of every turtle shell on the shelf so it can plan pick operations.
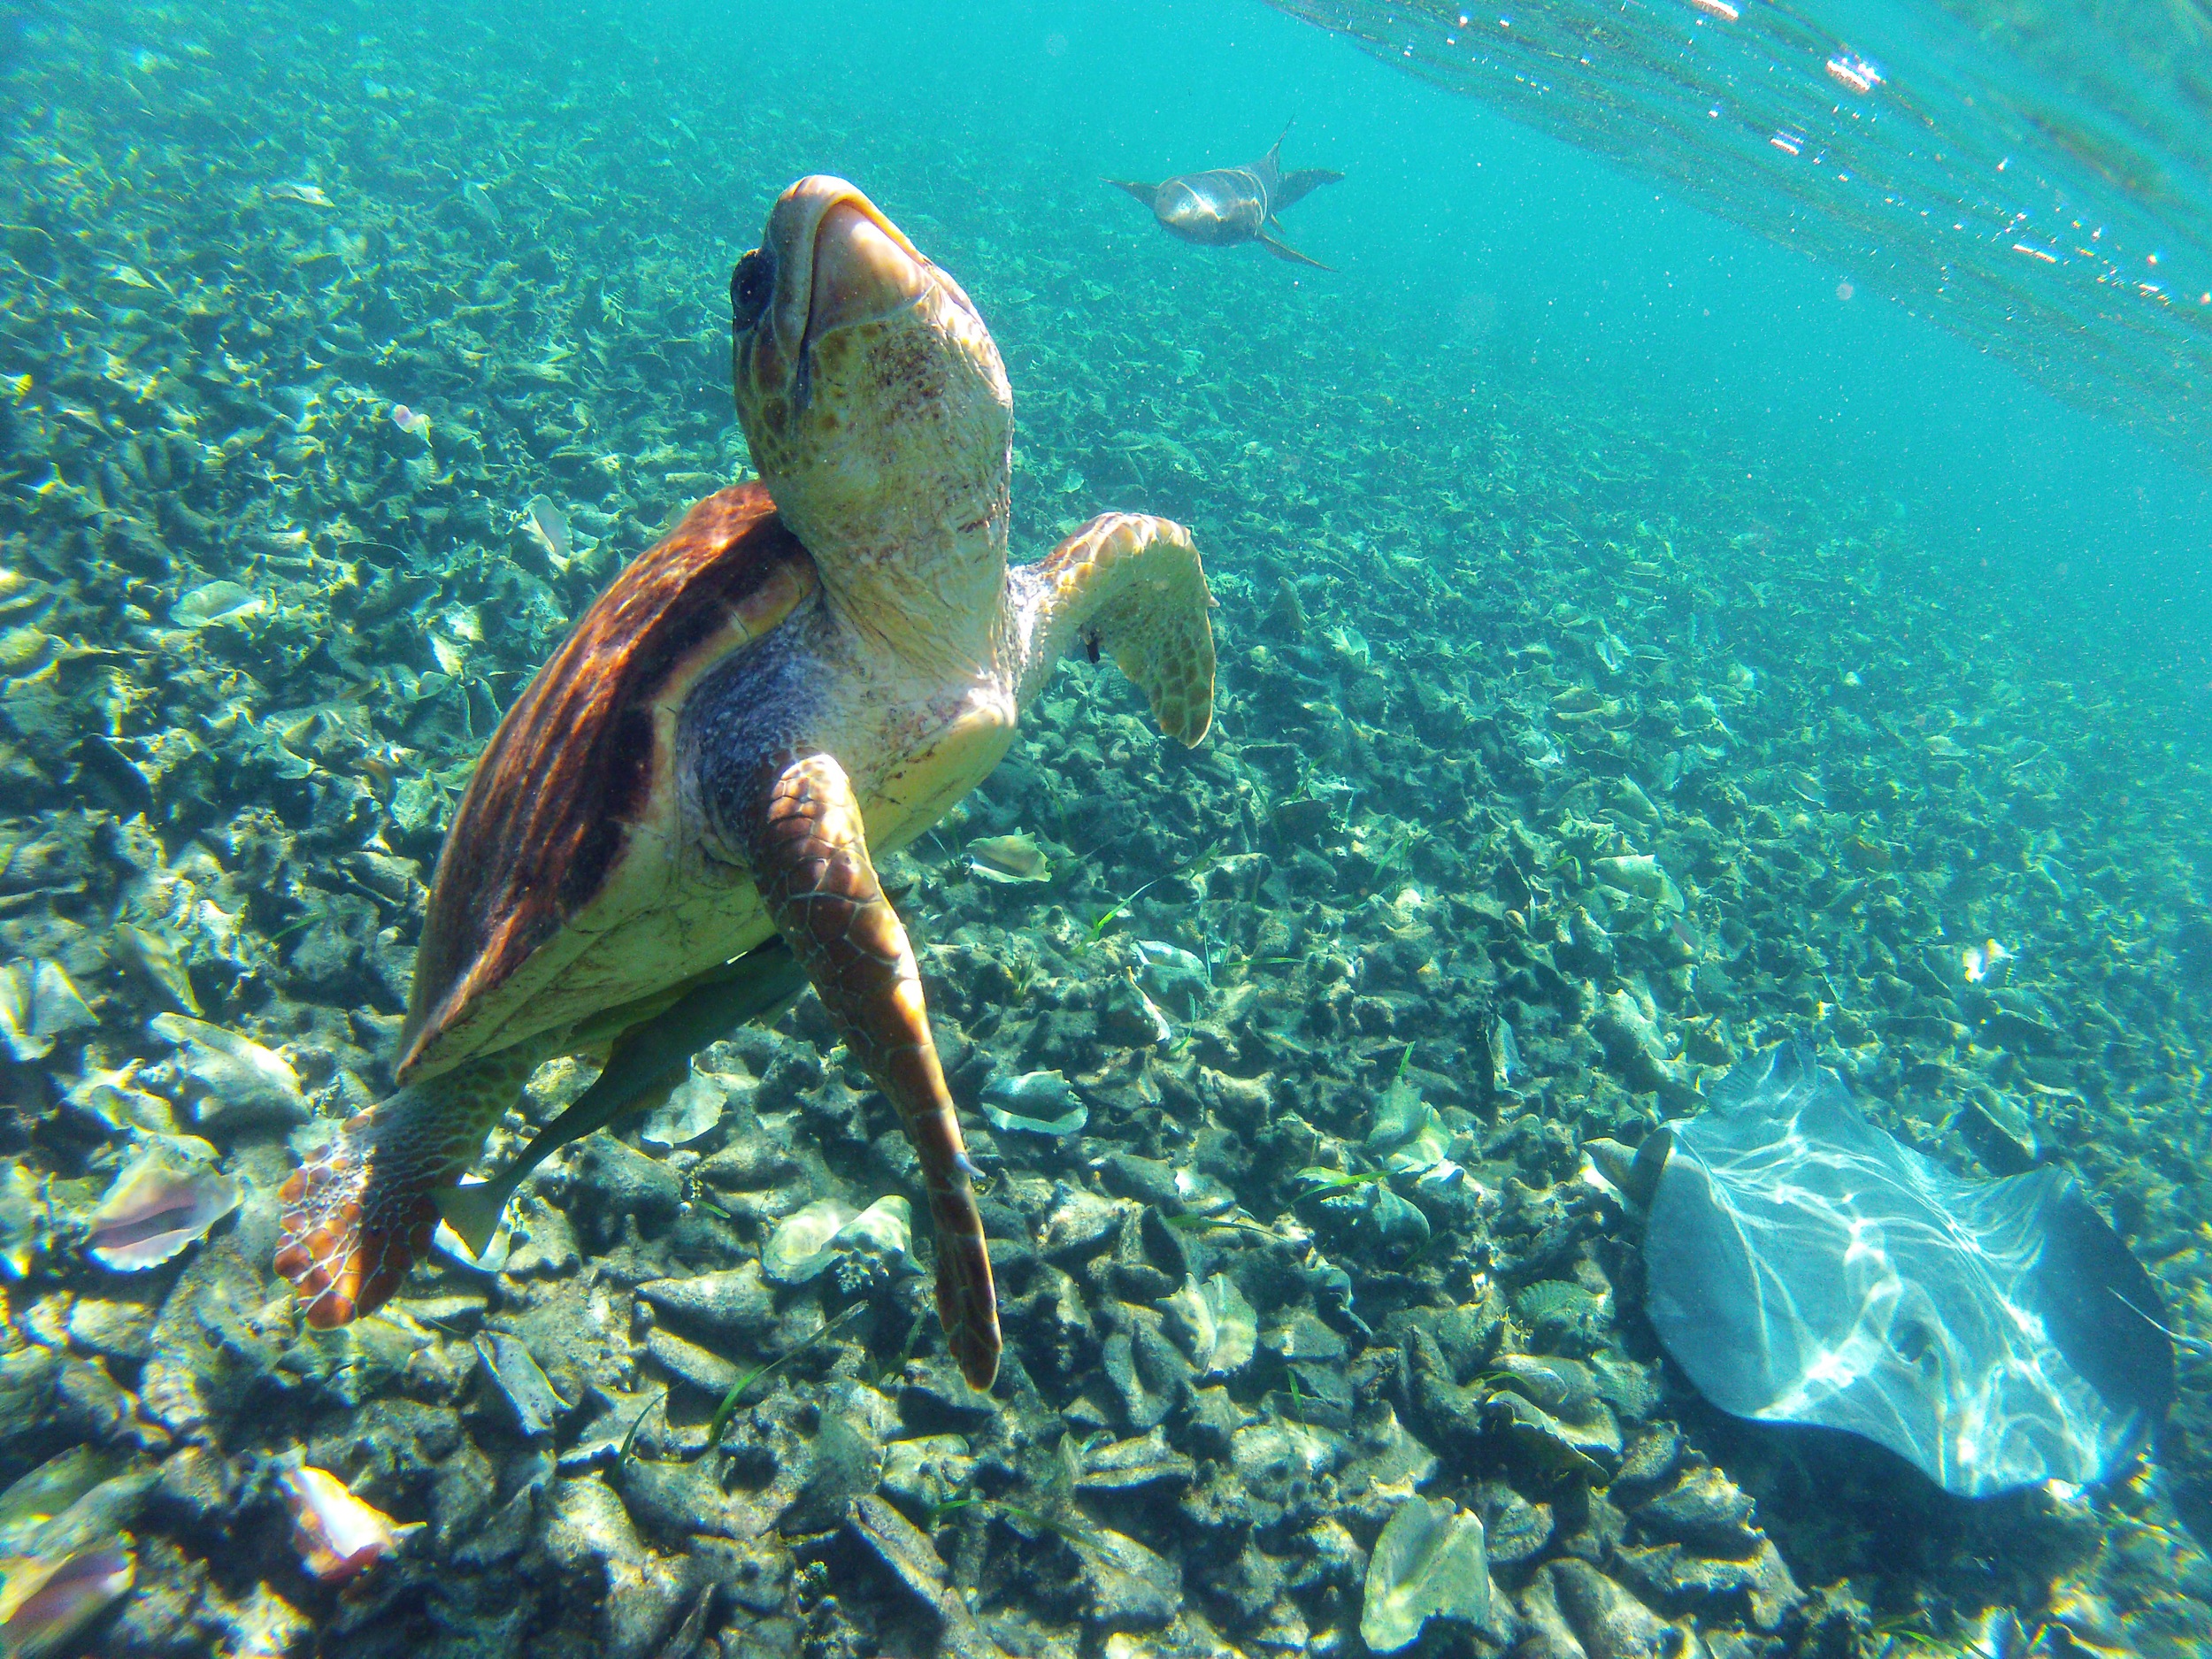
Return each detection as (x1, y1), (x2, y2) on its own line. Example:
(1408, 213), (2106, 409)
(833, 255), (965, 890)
(399, 481), (818, 1083)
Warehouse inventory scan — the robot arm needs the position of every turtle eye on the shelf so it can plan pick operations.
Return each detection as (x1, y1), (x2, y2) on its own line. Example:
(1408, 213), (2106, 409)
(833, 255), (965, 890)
(731, 250), (775, 334)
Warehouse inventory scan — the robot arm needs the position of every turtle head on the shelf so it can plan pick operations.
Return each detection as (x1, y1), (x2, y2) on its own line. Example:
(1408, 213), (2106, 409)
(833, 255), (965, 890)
(731, 177), (1012, 633)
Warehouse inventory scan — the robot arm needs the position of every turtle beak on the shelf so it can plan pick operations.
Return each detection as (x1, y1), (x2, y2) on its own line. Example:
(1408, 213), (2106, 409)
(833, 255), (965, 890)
(808, 196), (929, 341)
(739, 176), (931, 411)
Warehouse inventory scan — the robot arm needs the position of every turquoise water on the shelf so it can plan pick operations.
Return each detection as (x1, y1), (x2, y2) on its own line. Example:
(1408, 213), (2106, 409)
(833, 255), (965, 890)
(1, 0), (2208, 1655)
(739, 0), (2212, 668)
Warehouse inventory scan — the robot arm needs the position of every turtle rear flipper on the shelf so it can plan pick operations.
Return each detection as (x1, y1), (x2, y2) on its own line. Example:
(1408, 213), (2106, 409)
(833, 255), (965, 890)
(740, 749), (1002, 1392)
(1105, 179), (1163, 206)
(274, 1110), (426, 1329)
(274, 1045), (541, 1325)
(1014, 513), (1217, 744)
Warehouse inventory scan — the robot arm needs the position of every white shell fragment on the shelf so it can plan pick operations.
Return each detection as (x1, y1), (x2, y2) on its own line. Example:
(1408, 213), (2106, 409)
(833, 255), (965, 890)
(278, 1462), (418, 1586)
(1366, 1071), (1462, 1186)
(1122, 972), (1174, 1045)
(0, 1163), (42, 1280)
(168, 580), (267, 631)
(0, 959), (97, 1063)
(521, 494), (573, 570)
(1360, 1494), (1491, 1653)
(110, 923), (202, 1016)
(639, 1065), (729, 1149)
(0, 1544), (134, 1656)
(1164, 1272), (1257, 1378)
(432, 1179), (514, 1273)
(1133, 940), (1210, 1017)
(148, 1013), (309, 1126)
(763, 1196), (915, 1286)
(980, 1070), (1087, 1138)
(1962, 938), (2016, 985)
(85, 1141), (240, 1271)
(764, 1198), (857, 1285)
(840, 1196), (914, 1261)
(966, 833), (1050, 883)
(1591, 853), (1686, 913)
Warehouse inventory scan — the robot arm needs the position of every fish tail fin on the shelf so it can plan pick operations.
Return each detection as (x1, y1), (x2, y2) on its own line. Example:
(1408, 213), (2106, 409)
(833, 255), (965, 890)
(1252, 119), (1294, 194)
(433, 1179), (513, 1260)
(273, 1051), (533, 1325)
(1272, 167), (1346, 212)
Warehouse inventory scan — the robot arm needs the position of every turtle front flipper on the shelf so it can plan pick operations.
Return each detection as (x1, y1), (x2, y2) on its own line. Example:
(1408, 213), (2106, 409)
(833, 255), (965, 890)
(1010, 512), (1217, 744)
(273, 1043), (541, 1326)
(740, 749), (1002, 1392)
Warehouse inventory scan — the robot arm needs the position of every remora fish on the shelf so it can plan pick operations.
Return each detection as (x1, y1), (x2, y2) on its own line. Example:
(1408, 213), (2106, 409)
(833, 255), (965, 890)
(1109, 121), (1344, 270)
(434, 939), (805, 1253)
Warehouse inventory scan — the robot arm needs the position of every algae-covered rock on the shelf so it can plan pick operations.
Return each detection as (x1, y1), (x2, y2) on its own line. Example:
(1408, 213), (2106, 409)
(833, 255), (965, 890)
(1075, 1526), (1180, 1632)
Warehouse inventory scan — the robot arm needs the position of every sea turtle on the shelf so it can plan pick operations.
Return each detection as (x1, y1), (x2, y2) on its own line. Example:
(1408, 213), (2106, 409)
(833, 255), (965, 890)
(273, 176), (1217, 1390)
(1110, 121), (1344, 270)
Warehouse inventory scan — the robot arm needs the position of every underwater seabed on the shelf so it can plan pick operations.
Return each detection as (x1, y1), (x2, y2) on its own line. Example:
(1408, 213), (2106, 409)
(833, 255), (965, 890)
(1, 0), (2210, 1656)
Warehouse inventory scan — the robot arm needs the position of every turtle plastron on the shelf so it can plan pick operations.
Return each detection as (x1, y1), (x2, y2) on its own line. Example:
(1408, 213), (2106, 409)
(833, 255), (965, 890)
(734, 748), (1002, 1390)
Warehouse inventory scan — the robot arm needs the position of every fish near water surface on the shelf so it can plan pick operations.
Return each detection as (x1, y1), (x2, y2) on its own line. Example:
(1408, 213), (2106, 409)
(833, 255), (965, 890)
(1110, 122), (1344, 270)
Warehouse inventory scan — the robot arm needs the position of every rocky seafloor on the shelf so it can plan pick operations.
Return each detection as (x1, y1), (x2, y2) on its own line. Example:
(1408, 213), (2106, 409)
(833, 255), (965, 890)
(2, 1), (2210, 1656)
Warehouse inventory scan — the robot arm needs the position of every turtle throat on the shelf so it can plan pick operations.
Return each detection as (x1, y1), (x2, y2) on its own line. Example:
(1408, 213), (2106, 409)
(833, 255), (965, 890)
(800, 495), (1011, 681)
(772, 293), (1014, 678)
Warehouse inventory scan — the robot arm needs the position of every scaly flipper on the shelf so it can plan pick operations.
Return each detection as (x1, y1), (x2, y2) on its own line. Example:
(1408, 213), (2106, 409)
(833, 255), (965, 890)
(1010, 512), (1217, 743)
(741, 750), (1001, 1391)
(1105, 179), (1163, 206)
(273, 1041), (545, 1325)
